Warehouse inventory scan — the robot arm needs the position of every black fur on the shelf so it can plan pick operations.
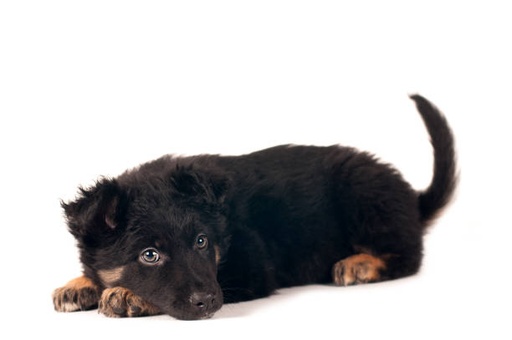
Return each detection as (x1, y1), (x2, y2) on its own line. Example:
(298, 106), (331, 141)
(59, 94), (457, 320)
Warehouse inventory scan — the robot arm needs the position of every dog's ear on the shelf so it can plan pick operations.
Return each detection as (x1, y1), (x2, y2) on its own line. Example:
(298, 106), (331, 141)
(170, 167), (228, 206)
(61, 178), (125, 240)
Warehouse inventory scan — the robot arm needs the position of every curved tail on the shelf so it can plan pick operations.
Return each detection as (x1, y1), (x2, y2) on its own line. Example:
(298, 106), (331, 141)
(410, 94), (458, 226)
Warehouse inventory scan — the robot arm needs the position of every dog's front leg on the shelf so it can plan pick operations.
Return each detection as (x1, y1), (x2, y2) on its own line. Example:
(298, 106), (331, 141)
(99, 287), (161, 318)
(53, 276), (100, 312)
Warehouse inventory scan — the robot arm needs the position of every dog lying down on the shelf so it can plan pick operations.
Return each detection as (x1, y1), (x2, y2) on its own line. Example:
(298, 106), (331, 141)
(53, 95), (457, 320)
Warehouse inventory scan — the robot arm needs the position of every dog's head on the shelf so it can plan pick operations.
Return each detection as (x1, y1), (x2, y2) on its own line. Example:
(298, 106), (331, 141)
(62, 164), (229, 320)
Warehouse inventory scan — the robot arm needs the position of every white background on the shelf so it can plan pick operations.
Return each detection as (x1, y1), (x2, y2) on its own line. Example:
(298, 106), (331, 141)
(1, 1), (511, 339)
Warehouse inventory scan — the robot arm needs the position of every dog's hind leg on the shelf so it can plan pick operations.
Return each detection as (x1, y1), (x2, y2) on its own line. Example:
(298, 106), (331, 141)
(53, 276), (100, 312)
(332, 241), (423, 286)
(99, 287), (161, 318)
(332, 253), (387, 286)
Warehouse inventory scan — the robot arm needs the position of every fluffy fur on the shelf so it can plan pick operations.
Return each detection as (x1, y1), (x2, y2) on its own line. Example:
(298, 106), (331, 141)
(53, 94), (457, 320)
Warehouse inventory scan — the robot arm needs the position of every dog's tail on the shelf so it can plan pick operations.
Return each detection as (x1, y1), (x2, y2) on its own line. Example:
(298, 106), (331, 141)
(410, 94), (458, 227)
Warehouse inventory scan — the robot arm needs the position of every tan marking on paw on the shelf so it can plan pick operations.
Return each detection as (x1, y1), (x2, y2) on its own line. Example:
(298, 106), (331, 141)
(332, 253), (386, 286)
(99, 287), (161, 318)
(53, 276), (100, 312)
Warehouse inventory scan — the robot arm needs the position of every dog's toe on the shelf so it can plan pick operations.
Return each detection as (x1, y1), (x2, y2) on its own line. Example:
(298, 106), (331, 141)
(53, 286), (99, 312)
(99, 287), (129, 317)
(99, 287), (160, 318)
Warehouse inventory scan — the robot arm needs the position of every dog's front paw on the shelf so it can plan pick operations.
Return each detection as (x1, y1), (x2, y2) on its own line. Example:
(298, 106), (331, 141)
(99, 287), (161, 317)
(53, 276), (100, 312)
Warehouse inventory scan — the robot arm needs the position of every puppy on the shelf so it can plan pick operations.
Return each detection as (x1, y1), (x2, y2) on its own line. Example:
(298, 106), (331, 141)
(53, 95), (457, 320)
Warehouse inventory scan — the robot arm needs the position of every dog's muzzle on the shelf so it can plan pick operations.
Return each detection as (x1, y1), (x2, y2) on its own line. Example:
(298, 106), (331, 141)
(188, 292), (220, 319)
(167, 290), (221, 320)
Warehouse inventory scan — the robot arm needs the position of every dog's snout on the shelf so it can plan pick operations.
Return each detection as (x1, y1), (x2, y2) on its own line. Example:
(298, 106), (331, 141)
(190, 292), (216, 311)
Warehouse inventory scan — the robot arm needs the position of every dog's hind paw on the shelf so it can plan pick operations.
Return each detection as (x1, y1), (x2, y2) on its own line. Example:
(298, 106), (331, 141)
(99, 287), (161, 317)
(332, 253), (386, 286)
(53, 276), (100, 312)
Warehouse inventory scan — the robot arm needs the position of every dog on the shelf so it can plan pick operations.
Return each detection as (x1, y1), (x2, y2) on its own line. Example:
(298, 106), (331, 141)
(52, 94), (457, 320)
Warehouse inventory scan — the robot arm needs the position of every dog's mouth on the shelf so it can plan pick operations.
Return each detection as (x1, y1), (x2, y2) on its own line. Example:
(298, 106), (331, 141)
(171, 307), (219, 321)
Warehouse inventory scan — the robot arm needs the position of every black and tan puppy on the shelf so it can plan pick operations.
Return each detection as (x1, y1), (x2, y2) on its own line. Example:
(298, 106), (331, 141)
(53, 95), (457, 320)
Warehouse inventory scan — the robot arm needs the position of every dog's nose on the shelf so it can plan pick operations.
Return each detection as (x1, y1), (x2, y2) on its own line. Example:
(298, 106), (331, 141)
(189, 292), (216, 311)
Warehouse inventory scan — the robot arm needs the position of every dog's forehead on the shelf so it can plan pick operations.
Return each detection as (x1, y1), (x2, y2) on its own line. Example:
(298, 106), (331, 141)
(130, 200), (200, 225)
(128, 203), (204, 240)
(123, 184), (213, 243)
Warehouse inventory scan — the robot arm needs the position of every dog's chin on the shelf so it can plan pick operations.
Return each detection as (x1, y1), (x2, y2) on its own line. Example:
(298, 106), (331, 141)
(171, 310), (217, 321)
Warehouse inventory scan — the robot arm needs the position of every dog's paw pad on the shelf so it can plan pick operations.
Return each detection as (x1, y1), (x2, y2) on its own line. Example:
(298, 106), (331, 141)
(53, 277), (100, 312)
(99, 287), (160, 318)
(332, 253), (386, 286)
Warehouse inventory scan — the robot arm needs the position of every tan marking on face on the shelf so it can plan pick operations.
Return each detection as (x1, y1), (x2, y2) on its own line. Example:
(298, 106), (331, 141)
(214, 245), (221, 265)
(98, 266), (125, 287)
(332, 253), (387, 286)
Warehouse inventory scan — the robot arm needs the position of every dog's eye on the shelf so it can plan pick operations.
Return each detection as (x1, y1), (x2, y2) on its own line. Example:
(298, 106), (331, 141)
(141, 248), (160, 264)
(196, 234), (208, 250)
